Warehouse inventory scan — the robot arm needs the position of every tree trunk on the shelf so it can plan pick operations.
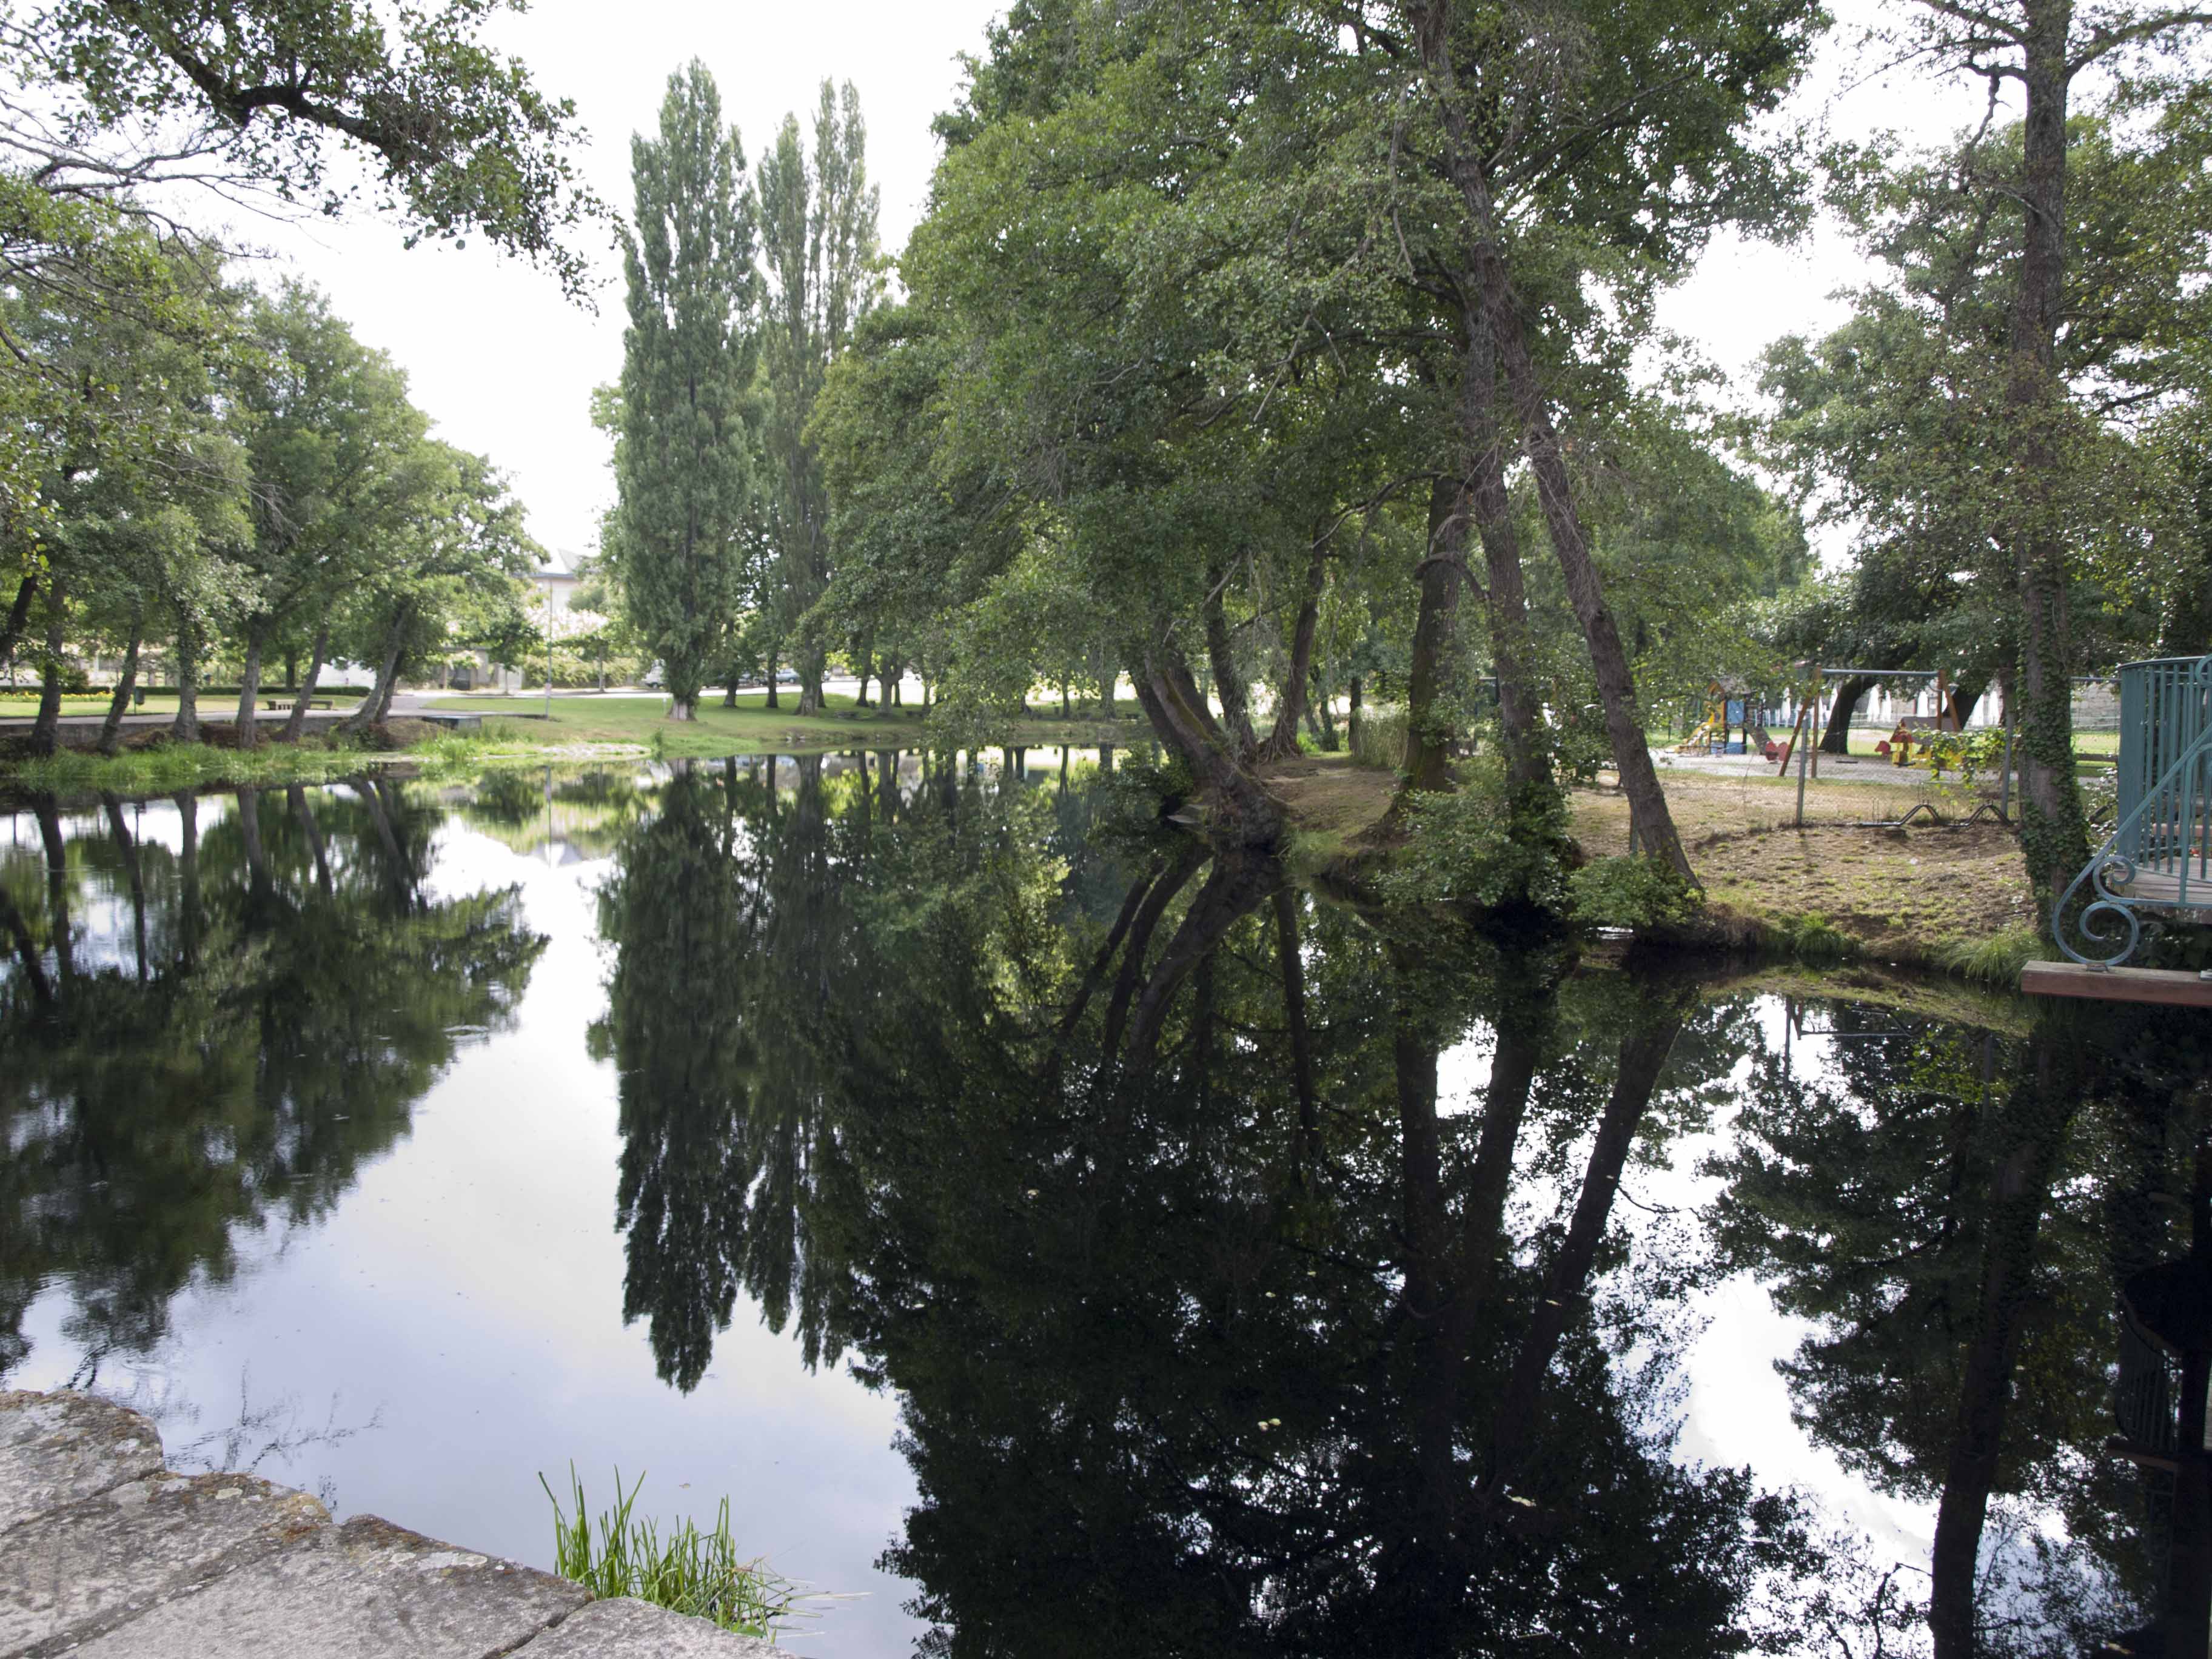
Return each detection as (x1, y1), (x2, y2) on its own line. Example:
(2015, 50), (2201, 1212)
(856, 634), (874, 708)
(1411, 1), (1691, 879)
(1483, 1007), (1682, 1500)
(175, 789), (199, 971)
(1349, 675), (1362, 749)
(283, 623), (329, 744)
(796, 645), (826, 716)
(170, 614), (201, 743)
(1463, 312), (1556, 817)
(1273, 888), (1317, 1160)
(30, 576), (68, 757)
(102, 794), (148, 982)
(1400, 475), (1467, 794)
(1098, 650), (1117, 719)
(1820, 674), (1879, 754)
(233, 623), (266, 749)
(0, 569), (38, 674)
(292, 784), (332, 897)
(1202, 563), (1258, 761)
(1131, 648), (1285, 846)
(2006, 24), (2091, 921)
(1262, 540), (1329, 762)
(1927, 1019), (2080, 1659)
(98, 622), (143, 756)
(765, 646), (780, 710)
(341, 611), (407, 734)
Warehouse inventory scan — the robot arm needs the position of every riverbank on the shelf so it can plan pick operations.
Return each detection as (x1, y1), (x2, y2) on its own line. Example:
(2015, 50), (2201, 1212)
(1270, 754), (2045, 979)
(0, 691), (1153, 795)
(0, 1389), (774, 1656)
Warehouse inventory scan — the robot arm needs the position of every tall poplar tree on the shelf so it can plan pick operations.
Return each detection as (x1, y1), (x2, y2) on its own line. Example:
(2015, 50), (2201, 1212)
(613, 60), (759, 722)
(758, 80), (881, 716)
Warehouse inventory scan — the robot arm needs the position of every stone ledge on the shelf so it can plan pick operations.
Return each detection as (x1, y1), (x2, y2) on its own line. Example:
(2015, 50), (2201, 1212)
(0, 1391), (780, 1659)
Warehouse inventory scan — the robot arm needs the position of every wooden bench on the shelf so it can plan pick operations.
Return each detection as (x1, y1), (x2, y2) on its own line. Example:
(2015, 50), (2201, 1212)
(259, 697), (334, 712)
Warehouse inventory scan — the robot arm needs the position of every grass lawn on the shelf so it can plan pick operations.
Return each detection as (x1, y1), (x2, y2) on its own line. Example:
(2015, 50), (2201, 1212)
(0, 689), (369, 719)
(1274, 751), (2042, 974)
(430, 691), (1152, 757)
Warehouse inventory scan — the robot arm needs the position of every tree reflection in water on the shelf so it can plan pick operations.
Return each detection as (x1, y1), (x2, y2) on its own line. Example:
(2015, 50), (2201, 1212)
(605, 751), (2212, 1654)
(0, 780), (546, 1384)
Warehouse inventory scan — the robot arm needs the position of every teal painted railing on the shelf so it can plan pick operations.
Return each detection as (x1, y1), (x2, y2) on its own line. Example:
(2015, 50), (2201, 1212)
(2055, 654), (2212, 966)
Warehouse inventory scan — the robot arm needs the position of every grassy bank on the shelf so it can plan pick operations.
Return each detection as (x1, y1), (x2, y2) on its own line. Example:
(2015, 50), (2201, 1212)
(1273, 752), (2051, 981)
(0, 722), (497, 799)
(426, 691), (1151, 757)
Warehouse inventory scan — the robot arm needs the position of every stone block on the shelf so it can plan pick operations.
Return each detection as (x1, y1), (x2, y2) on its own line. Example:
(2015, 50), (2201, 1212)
(1, 1470), (326, 1657)
(514, 1598), (782, 1657)
(70, 1513), (587, 1659)
(0, 1393), (164, 1533)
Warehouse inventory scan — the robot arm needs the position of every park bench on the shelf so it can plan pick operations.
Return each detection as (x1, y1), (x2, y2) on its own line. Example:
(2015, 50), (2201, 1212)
(260, 697), (334, 711)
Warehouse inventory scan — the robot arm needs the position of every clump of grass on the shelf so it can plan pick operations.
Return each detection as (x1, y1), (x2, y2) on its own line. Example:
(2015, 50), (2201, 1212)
(1934, 925), (2042, 985)
(1349, 704), (1407, 771)
(540, 1466), (802, 1638)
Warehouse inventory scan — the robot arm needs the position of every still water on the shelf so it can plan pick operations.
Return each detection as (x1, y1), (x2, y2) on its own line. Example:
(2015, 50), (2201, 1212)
(1, 753), (2205, 1655)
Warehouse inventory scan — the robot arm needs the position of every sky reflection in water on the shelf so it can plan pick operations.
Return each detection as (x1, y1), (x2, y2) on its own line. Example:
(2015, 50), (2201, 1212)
(1, 754), (2204, 1656)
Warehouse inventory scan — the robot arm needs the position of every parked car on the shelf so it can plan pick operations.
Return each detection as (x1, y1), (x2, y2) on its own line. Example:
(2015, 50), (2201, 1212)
(643, 662), (665, 688)
(775, 668), (799, 685)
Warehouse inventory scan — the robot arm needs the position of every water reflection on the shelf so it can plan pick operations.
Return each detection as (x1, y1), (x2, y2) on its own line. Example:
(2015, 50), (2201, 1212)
(0, 780), (546, 1381)
(3, 755), (2207, 1655)
(586, 749), (2211, 1654)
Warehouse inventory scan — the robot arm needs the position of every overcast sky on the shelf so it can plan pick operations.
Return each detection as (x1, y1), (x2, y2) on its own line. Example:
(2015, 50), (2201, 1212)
(218, 0), (2006, 566)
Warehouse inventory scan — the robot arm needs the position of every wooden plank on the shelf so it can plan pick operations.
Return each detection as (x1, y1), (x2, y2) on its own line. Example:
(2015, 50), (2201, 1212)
(2021, 959), (2212, 1007)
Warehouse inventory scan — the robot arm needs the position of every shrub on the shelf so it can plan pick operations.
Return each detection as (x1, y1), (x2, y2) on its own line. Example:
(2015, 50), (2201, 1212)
(1375, 759), (1570, 913)
(1566, 854), (1701, 931)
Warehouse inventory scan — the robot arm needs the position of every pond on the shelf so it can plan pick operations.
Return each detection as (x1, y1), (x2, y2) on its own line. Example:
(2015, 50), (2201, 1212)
(2, 752), (2206, 1655)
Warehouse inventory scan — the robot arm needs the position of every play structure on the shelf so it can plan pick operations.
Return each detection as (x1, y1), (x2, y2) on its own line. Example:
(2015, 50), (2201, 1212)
(1771, 666), (2014, 829)
(2053, 652), (2212, 970)
(1676, 680), (1778, 759)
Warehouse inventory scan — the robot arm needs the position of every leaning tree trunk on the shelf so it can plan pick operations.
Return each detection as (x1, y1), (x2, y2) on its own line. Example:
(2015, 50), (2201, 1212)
(282, 623), (330, 745)
(1261, 540), (1329, 762)
(1820, 673), (1879, 754)
(29, 576), (68, 757)
(233, 621), (267, 749)
(1401, 475), (1469, 796)
(1131, 646), (1285, 847)
(97, 619), (144, 756)
(1412, 0), (1692, 880)
(0, 569), (38, 674)
(170, 614), (201, 743)
(341, 609), (408, 734)
(1202, 564), (1258, 762)
(2006, 22), (2091, 921)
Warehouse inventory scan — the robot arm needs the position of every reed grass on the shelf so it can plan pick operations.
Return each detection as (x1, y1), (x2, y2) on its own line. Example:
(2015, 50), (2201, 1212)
(540, 1466), (801, 1639)
(1349, 704), (1407, 771)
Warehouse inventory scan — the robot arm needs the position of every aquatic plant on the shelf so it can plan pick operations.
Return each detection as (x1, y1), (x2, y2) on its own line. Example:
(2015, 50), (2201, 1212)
(540, 1466), (800, 1638)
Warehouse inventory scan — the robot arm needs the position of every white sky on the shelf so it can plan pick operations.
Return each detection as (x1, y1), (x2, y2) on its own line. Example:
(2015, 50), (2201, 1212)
(217, 0), (2008, 564)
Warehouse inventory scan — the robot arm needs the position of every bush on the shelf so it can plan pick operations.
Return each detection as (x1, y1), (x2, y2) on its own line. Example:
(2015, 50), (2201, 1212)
(1374, 759), (1569, 913)
(1566, 855), (1701, 931)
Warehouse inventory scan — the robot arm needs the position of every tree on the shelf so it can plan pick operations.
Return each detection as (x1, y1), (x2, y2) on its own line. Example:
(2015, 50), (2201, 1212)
(759, 79), (882, 716)
(1885, 0), (2212, 916)
(229, 281), (424, 746)
(609, 61), (760, 723)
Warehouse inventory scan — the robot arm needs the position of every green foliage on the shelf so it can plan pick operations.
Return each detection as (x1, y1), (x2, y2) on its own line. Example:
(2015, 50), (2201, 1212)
(1934, 926), (2043, 985)
(19, 0), (600, 292)
(540, 1467), (797, 1638)
(1566, 855), (1703, 933)
(1376, 761), (1570, 914)
(1348, 705), (1407, 772)
(611, 62), (760, 719)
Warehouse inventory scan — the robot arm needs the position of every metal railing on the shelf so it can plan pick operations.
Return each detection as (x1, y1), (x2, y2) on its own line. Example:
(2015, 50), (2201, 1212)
(2054, 654), (2212, 966)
